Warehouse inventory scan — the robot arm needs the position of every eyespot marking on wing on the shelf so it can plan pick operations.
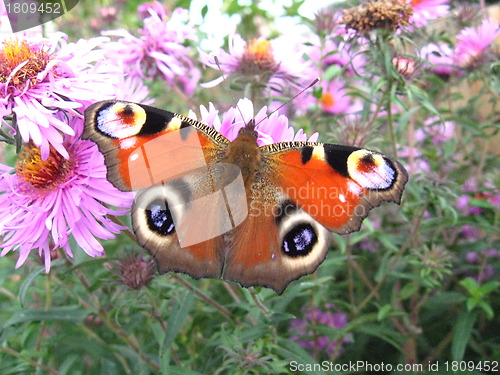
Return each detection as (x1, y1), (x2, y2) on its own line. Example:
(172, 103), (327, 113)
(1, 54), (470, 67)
(96, 102), (146, 139)
(347, 149), (397, 190)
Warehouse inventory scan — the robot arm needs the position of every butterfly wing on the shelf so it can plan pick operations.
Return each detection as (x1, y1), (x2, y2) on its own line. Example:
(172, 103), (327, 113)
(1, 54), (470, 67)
(261, 142), (408, 233)
(223, 191), (331, 293)
(84, 101), (233, 279)
(223, 141), (408, 293)
(84, 101), (229, 191)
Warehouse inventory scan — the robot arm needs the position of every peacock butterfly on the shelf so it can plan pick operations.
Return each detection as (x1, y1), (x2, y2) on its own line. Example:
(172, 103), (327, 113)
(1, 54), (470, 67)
(83, 100), (408, 293)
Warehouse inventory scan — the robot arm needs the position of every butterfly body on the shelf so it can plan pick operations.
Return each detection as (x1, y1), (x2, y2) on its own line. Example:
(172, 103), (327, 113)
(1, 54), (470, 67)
(84, 100), (408, 293)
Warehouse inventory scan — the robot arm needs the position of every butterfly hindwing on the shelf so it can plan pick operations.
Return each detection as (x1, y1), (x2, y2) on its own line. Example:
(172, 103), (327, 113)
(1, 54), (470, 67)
(224, 193), (331, 293)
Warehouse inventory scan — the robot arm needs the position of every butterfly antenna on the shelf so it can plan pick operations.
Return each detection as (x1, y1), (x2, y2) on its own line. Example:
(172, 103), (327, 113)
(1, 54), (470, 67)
(214, 56), (248, 124)
(255, 78), (320, 127)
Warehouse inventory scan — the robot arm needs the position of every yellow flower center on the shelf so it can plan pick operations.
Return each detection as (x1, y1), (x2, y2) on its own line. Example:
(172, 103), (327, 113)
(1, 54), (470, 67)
(239, 39), (278, 75)
(0, 39), (51, 91)
(319, 92), (335, 108)
(246, 39), (272, 60)
(409, 0), (424, 8)
(16, 144), (74, 193)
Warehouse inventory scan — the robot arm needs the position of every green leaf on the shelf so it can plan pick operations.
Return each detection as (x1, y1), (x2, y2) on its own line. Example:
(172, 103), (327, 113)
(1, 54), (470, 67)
(169, 367), (205, 375)
(451, 309), (478, 361)
(160, 290), (195, 373)
(276, 339), (324, 375)
(377, 304), (393, 321)
(323, 64), (342, 81)
(478, 300), (494, 320)
(18, 266), (45, 307)
(201, 5), (208, 18)
(400, 282), (419, 300)
(2, 306), (89, 329)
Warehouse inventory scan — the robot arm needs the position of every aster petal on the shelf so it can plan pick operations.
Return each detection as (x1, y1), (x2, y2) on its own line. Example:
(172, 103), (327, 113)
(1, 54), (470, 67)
(308, 132), (319, 142)
(15, 248), (32, 269)
(72, 223), (105, 257)
(200, 76), (225, 88)
(43, 245), (51, 272)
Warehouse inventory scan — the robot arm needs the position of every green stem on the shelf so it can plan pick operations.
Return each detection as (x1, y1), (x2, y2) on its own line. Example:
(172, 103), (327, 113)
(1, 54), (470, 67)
(386, 84), (398, 157)
(60, 253), (160, 372)
(172, 275), (232, 320)
(353, 200), (429, 316)
(0, 347), (58, 375)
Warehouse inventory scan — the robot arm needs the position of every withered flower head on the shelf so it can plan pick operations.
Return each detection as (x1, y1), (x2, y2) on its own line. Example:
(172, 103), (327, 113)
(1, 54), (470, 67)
(314, 7), (341, 35)
(340, 0), (414, 34)
(112, 251), (155, 290)
(453, 3), (482, 28)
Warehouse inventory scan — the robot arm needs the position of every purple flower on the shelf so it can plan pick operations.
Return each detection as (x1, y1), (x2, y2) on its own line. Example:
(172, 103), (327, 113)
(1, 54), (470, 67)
(466, 252), (479, 264)
(137, 1), (168, 20)
(316, 80), (358, 115)
(460, 225), (481, 240)
(290, 304), (351, 357)
(398, 146), (430, 174)
(453, 18), (500, 70)
(188, 98), (318, 145)
(103, 7), (200, 95)
(465, 249), (499, 283)
(414, 116), (455, 144)
(0, 33), (120, 160)
(307, 36), (366, 77)
(481, 249), (498, 258)
(200, 34), (313, 93)
(407, 0), (449, 27)
(0, 118), (133, 272)
(114, 75), (154, 105)
(420, 42), (454, 77)
(456, 180), (500, 217)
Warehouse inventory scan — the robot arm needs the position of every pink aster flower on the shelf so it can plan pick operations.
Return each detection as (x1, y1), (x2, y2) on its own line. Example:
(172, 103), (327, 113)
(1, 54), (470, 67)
(114, 75), (154, 105)
(420, 42), (454, 77)
(138, 1), (168, 20)
(200, 34), (314, 93)
(103, 7), (200, 95)
(398, 145), (431, 174)
(407, 0), (449, 27)
(188, 98), (319, 145)
(0, 118), (133, 272)
(0, 0), (8, 29)
(307, 36), (366, 77)
(0, 33), (120, 160)
(453, 18), (500, 70)
(415, 116), (455, 144)
(317, 80), (356, 115)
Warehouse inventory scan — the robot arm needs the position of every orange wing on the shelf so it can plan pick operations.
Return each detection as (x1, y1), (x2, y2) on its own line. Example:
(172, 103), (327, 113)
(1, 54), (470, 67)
(261, 142), (408, 234)
(222, 141), (408, 293)
(84, 101), (228, 191)
(84, 101), (232, 279)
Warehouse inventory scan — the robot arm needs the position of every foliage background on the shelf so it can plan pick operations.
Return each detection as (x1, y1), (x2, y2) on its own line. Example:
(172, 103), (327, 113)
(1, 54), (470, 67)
(0, 0), (499, 374)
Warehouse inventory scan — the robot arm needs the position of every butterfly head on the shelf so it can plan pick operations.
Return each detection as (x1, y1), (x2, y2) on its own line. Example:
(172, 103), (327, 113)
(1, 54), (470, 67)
(237, 119), (258, 140)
